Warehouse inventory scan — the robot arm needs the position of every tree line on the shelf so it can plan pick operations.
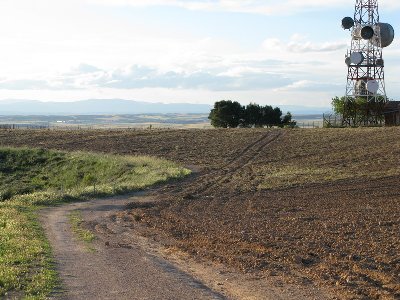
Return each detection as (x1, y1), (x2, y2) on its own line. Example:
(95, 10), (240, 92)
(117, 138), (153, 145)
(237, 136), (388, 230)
(208, 100), (295, 128)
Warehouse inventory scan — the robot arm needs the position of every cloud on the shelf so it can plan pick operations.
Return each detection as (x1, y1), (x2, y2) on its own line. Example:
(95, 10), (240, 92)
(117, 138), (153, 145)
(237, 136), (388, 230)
(0, 63), (293, 92)
(263, 36), (347, 53)
(274, 80), (342, 93)
(74, 64), (102, 74)
(92, 65), (293, 91)
(0, 79), (51, 90)
(85, 0), (400, 15)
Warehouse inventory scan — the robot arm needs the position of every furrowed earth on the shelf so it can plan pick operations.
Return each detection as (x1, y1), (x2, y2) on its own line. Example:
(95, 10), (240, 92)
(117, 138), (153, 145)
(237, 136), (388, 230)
(1, 128), (399, 299)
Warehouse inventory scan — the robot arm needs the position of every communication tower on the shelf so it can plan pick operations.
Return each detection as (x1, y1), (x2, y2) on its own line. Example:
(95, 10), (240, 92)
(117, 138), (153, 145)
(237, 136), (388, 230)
(341, 0), (394, 126)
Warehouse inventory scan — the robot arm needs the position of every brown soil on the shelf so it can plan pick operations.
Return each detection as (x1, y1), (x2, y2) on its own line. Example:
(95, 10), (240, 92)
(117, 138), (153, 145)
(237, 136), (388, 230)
(1, 127), (400, 299)
(40, 194), (227, 299)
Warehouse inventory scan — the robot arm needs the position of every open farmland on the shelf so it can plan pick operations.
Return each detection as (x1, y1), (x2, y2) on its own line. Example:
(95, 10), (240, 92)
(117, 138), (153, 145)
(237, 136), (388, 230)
(0, 128), (399, 299)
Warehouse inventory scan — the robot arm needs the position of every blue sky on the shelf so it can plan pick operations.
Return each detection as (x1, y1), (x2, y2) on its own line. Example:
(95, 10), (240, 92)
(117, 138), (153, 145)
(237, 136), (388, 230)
(0, 0), (399, 107)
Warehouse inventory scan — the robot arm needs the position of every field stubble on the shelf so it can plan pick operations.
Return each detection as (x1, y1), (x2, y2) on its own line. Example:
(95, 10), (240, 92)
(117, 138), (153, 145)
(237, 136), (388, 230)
(0, 127), (399, 299)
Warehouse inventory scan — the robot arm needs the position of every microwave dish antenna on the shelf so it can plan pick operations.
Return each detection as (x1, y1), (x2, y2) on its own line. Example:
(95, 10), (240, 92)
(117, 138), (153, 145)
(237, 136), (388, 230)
(340, 0), (395, 126)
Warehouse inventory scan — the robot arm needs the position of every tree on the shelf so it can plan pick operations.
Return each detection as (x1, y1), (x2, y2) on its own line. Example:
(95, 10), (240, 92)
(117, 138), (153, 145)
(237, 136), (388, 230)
(331, 96), (346, 116)
(281, 112), (296, 127)
(331, 96), (386, 126)
(208, 100), (244, 128)
(209, 100), (295, 128)
(257, 105), (280, 127)
(242, 103), (263, 128)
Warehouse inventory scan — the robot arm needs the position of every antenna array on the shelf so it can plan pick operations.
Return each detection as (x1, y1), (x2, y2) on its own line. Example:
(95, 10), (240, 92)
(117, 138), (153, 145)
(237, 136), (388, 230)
(341, 0), (394, 126)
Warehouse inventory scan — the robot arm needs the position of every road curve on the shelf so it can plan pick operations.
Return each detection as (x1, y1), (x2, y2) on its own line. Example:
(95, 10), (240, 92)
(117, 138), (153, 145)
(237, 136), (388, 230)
(40, 195), (225, 300)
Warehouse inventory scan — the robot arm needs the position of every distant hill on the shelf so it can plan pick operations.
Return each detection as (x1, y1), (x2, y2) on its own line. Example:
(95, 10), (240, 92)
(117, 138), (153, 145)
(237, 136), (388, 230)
(0, 99), (329, 116)
(279, 105), (331, 115)
(0, 99), (212, 115)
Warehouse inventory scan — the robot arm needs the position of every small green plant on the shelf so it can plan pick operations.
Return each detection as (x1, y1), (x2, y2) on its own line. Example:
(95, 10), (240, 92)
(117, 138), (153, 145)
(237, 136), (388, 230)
(68, 210), (96, 243)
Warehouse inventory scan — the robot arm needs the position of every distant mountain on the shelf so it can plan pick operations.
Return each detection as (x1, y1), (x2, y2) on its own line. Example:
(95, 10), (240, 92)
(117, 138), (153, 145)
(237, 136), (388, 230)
(0, 99), (330, 116)
(0, 99), (212, 115)
(278, 105), (331, 115)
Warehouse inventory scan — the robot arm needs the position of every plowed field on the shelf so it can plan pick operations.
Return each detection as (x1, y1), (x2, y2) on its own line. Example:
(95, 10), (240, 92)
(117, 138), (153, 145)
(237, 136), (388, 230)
(1, 128), (399, 299)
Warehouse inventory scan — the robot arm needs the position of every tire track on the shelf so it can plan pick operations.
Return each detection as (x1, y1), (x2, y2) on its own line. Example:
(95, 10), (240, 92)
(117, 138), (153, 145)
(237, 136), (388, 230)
(185, 130), (283, 196)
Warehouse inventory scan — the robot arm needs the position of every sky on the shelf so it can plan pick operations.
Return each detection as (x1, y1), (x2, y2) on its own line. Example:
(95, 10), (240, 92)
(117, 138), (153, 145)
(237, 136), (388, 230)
(0, 0), (399, 107)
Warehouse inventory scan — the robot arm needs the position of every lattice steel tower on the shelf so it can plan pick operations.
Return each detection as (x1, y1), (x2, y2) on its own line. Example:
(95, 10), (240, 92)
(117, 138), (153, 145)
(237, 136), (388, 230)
(341, 0), (394, 126)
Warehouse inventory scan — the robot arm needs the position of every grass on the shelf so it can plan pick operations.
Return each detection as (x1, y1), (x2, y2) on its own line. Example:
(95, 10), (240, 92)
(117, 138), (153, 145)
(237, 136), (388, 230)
(0, 203), (57, 299)
(67, 210), (96, 252)
(258, 164), (400, 190)
(0, 147), (190, 201)
(252, 128), (400, 190)
(0, 147), (190, 299)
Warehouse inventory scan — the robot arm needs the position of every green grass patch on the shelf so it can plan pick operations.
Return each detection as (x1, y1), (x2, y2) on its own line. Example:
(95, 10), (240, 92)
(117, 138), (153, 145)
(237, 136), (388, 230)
(257, 165), (349, 190)
(0, 147), (190, 299)
(257, 164), (400, 190)
(67, 210), (96, 252)
(0, 203), (57, 299)
(0, 147), (190, 202)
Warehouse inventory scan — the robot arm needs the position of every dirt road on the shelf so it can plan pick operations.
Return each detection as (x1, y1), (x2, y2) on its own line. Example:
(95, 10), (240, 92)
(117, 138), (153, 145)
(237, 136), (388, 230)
(40, 195), (225, 300)
(41, 192), (334, 300)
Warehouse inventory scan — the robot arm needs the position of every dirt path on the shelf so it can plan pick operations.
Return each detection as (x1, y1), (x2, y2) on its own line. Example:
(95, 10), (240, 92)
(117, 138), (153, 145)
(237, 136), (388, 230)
(40, 195), (225, 300)
(41, 192), (335, 300)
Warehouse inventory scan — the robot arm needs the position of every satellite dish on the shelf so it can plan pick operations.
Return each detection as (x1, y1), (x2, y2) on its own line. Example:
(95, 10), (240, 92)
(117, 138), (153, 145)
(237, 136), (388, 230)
(376, 58), (384, 66)
(361, 26), (375, 40)
(350, 52), (364, 65)
(367, 80), (379, 94)
(345, 57), (351, 66)
(371, 23), (395, 48)
(342, 17), (354, 30)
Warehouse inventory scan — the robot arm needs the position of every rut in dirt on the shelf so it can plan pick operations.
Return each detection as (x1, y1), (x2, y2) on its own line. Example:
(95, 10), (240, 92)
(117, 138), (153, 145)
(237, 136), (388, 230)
(182, 130), (283, 197)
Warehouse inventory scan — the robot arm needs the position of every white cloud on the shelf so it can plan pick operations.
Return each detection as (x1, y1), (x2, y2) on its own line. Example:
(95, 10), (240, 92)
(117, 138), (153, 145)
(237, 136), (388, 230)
(0, 63), (293, 92)
(287, 41), (347, 53)
(85, 0), (400, 15)
(263, 36), (347, 53)
(274, 80), (342, 93)
(274, 80), (313, 92)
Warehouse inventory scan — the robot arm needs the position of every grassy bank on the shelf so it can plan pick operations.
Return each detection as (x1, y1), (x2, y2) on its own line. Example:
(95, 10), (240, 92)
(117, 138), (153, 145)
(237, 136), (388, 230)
(0, 147), (190, 299)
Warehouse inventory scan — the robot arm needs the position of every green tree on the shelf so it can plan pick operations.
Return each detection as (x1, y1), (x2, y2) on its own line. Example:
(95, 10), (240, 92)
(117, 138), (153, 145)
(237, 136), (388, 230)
(331, 96), (346, 115)
(272, 107), (283, 125)
(331, 96), (386, 126)
(281, 112), (296, 127)
(243, 103), (263, 127)
(281, 112), (292, 124)
(260, 105), (282, 127)
(208, 100), (244, 128)
(209, 100), (294, 128)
